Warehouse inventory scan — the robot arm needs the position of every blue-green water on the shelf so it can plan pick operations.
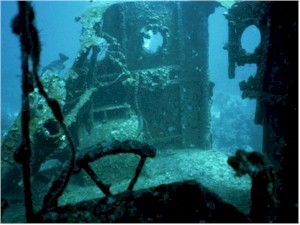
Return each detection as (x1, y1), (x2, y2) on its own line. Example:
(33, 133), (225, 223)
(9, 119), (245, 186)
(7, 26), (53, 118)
(1, 1), (265, 222)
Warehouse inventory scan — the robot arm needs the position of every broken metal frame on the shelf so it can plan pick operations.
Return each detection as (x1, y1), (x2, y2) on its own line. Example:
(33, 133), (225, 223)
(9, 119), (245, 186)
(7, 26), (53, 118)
(226, 2), (298, 221)
(226, 1), (271, 124)
(40, 139), (156, 217)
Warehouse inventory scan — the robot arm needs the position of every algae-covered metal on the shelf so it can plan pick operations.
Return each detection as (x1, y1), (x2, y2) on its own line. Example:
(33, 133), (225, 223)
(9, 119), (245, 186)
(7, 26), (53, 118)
(1, 1), (298, 223)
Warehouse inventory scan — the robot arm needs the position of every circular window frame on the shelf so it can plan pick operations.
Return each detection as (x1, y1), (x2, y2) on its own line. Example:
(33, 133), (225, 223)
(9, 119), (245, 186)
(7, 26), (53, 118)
(140, 24), (169, 55)
(240, 24), (262, 54)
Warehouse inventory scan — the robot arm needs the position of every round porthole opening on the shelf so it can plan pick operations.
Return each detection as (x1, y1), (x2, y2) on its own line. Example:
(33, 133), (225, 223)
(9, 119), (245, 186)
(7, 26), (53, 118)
(241, 25), (261, 54)
(142, 30), (164, 54)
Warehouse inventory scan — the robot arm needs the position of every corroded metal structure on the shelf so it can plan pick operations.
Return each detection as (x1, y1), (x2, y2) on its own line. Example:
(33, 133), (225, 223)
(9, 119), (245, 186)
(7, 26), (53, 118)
(64, 1), (217, 149)
(1, 1), (218, 202)
(226, 1), (298, 222)
(1, 1), (298, 223)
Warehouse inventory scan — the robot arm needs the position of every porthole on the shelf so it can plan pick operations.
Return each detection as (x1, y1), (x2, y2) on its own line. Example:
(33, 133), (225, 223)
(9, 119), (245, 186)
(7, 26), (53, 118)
(241, 25), (261, 54)
(142, 30), (164, 54)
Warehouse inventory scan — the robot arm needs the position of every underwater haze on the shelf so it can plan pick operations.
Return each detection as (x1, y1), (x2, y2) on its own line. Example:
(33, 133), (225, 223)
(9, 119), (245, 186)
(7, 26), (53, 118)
(1, 1), (262, 153)
(1, 1), (266, 222)
(208, 6), (262, 154)
(1, 1), (95, 136)
(1, 1), (90, 122)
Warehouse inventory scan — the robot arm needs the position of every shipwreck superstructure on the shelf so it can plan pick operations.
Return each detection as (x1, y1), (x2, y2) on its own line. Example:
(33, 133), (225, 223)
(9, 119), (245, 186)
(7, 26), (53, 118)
(1, 1), (297, 223)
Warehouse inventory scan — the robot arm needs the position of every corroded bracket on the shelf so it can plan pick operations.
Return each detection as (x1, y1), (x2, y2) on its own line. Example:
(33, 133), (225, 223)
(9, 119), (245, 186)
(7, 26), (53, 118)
(41, 139), (156, 215)
(75, 139), (156, 193)
(228, 149), (278, 222)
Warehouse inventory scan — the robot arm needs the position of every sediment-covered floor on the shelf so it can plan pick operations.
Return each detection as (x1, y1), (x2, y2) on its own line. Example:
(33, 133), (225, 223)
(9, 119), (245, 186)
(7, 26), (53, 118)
(2, 148), (251, 222)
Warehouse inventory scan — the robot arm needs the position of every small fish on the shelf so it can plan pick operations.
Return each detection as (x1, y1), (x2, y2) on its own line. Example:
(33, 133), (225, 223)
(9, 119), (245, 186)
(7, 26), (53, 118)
(41, 53), (69, 75)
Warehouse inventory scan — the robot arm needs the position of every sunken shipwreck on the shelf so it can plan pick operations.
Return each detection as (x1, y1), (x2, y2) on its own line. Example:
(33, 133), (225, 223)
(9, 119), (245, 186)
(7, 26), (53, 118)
(1, 1), (298, 223)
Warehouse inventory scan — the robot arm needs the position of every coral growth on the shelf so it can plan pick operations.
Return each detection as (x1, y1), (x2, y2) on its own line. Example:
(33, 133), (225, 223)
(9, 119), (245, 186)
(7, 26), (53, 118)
(76, 4), (115, 55)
